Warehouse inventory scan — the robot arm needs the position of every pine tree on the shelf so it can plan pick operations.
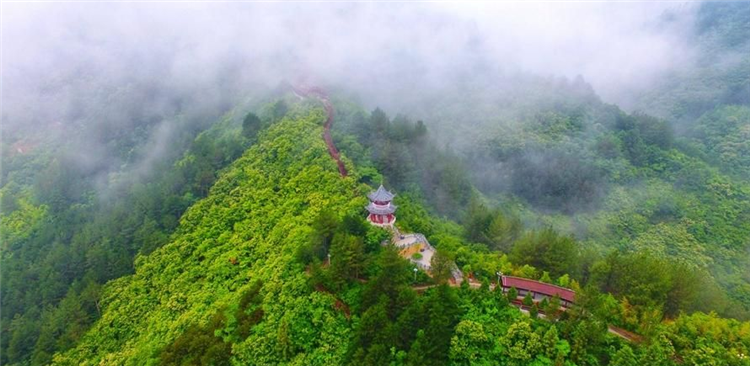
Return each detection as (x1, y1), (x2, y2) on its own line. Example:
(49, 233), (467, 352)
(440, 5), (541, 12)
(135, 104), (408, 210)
(542, 325), (559, 359)
(545, 295), (562, 321)
(362, 246), (410, 310)
(529, 303), (539, 318)
(329, 233), (365, 288)
(540, 271), (553, 284)
(557, 274), (570, 288)
(405, 330), (428, 366)
(540, 297), (550, 312)
(494, 285), (509, 307)
(430, 250), (454, 284)
(312, 209), (338, 259)
(522, 292), (534, 307)
(507, 287), (519, 303)
(352, 298), (394, 365)
(419, 285), (462, 366)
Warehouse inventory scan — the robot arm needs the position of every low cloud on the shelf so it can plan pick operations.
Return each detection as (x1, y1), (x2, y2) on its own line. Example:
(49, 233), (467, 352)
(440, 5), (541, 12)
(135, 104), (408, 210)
(2, 2), (702, 187)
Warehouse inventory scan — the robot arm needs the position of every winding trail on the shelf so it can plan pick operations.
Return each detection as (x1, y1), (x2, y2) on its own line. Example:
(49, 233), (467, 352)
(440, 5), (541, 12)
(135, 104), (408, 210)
(293, 85), (348, 177)
(607, 325), (643, 343)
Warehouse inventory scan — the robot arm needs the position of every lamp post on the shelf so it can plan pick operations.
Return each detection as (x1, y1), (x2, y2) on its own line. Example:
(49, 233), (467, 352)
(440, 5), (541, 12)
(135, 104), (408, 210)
(327, 253), (331, 266)
(413, 267), (418, 281)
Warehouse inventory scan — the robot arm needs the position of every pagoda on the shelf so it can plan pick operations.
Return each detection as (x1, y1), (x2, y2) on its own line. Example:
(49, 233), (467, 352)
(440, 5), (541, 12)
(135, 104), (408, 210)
(365, 185), (397, 226)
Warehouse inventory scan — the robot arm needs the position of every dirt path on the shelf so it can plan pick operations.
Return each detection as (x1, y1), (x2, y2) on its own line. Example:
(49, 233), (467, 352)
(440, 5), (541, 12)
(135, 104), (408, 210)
(293, 85), (348, 177)
(607, 325), (643, 343)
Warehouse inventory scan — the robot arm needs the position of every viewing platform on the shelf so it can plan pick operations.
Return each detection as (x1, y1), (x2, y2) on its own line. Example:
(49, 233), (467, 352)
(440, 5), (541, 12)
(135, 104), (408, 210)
(394, 233), (434, 270)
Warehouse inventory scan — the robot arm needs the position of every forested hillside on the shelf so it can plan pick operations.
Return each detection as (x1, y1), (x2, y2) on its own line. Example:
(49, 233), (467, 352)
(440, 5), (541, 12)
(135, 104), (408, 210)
(0, 94), (288, 364)
(329, 78), (750, 319)
(4, 2), (750, 365)
(320, 3), (750, 321)
(634, 2), (750, 124)
(51, 104), (369, 364)
(40, 102), (750, 365)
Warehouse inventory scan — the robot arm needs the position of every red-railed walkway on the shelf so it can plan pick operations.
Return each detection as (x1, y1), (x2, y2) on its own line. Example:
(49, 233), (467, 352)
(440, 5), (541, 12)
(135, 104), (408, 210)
(414, 279), (642, 343)
(293, 85), (348, 177)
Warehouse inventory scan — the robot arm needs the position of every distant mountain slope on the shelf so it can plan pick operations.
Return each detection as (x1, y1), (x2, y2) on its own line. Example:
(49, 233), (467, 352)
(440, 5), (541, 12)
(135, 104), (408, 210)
(1, 106), (259, 365)
(633, 2), (750, 123)
(53, 106), (365, 365)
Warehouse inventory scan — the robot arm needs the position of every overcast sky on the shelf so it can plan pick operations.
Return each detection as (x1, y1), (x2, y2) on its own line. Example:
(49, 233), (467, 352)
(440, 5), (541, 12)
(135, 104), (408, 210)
(3, 2), (699, 124)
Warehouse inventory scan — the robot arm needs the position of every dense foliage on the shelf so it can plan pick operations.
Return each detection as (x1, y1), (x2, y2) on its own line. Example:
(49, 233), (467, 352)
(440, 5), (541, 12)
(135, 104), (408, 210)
(0, 101), (283, 365)
(3, 6), (750, 363)
(0, 94), (748, 365)
(635, 2), (750, 123)
(50, 106), (366, 364)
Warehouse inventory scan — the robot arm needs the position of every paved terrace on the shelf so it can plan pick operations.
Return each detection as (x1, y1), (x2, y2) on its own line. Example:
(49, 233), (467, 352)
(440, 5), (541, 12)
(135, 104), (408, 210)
(394, 233), (434, 270)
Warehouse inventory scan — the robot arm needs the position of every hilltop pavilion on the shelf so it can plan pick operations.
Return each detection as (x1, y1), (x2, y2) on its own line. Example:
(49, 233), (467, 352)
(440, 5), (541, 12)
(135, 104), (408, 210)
(365, 185), (396, 226)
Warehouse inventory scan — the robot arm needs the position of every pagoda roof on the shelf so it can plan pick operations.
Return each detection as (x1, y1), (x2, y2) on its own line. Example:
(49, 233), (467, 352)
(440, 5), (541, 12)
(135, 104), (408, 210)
(368, 185), (395, 202)
(365, 202), (397, 215)
(501, 275), (576, 303)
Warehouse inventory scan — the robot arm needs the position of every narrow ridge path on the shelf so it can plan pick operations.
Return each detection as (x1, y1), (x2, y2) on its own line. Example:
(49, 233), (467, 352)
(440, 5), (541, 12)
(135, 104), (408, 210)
(293, 85), (348, 177)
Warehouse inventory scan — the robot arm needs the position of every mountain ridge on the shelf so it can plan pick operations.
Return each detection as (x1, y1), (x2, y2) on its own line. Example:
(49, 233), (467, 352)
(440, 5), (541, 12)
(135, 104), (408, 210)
(53, 106), (362, 365)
